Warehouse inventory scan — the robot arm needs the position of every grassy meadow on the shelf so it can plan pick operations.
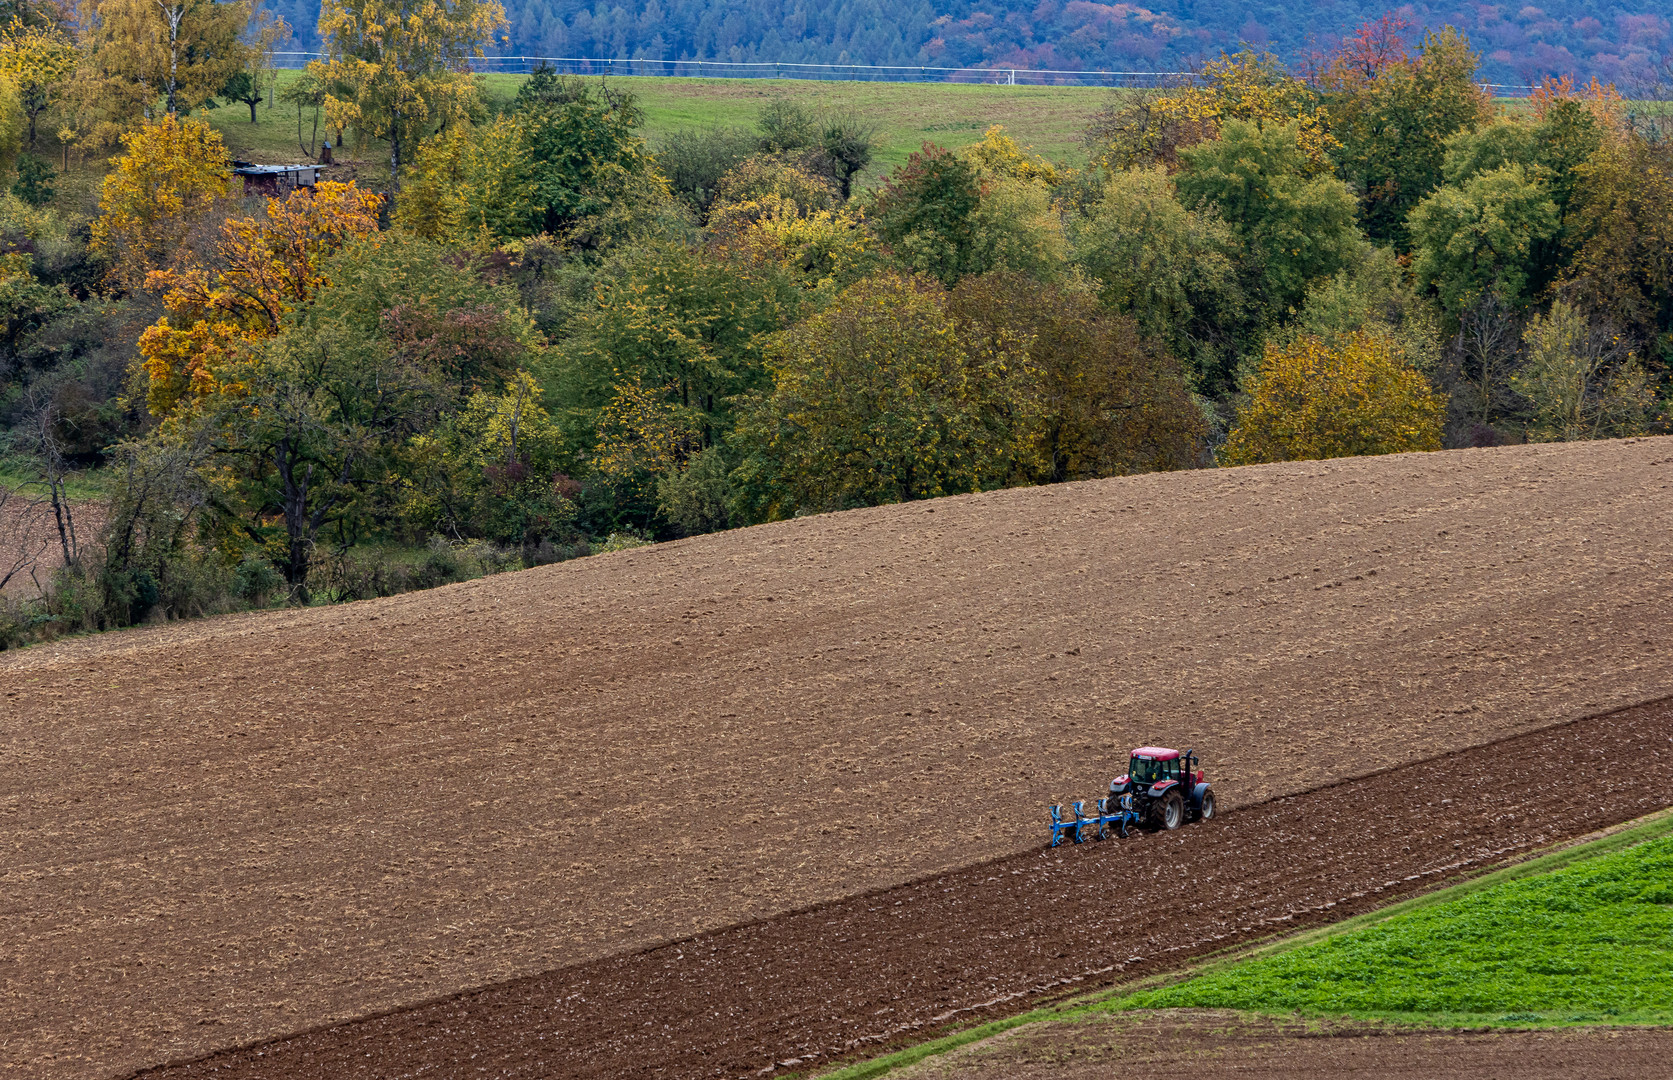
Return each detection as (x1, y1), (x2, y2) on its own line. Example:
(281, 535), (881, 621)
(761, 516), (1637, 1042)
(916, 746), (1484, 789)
(190, 72), (1115, 190)
(1118, 831), (1673, 1025)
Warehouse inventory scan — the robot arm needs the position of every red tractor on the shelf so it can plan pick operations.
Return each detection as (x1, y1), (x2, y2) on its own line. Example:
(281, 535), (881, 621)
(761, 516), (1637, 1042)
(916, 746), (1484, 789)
(1108, 746), (1216, 832)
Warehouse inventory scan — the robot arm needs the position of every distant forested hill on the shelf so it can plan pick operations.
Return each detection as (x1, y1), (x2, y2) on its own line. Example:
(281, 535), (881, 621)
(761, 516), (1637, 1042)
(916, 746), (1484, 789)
(273, 0), (1670, 85)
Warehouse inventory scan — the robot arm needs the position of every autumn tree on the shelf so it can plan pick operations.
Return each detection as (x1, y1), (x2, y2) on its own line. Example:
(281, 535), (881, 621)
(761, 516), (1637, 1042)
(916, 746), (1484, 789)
(397, 71), (655, 242)
(1318, 24), (1491, 247)
(1511, 300), (1660, 441)
(1220, 331), (1445, 465)
(80, 0), (251, 132)
(0, 16), (74, 146)
(204, 232), (522, 595)
(947, 273), (1207, 482)
(1087, 50), (1334, 173)
(706, 157), (873, 295)
(729, 273), (1040, 521)
(1561, 139), (1673, 350)
(137, 181), (384, 417)
(314, 0), (506, 199)
(89, 114), (232, 290)
(402, 370), (579, 554)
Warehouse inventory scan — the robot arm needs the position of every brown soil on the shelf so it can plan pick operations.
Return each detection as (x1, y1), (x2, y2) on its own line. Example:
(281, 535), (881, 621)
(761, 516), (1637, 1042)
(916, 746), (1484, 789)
(129, 695), (1673, 1079)
(4, 438), (1673, 1079)
(0, 494), (97, 598)
(893, 1011), (1673, 1080)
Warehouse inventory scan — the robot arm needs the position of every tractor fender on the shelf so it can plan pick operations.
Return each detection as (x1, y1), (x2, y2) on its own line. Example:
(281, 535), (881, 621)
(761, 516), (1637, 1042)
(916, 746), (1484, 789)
(1192, 782), (1212, 808)
(1111, 774), (1131, 792)
(1148, 779), (1178, 798)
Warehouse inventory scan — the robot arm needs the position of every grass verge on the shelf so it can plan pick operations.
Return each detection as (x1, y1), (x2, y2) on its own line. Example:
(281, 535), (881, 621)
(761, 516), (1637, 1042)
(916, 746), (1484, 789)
(814, 807), (1673, 1079)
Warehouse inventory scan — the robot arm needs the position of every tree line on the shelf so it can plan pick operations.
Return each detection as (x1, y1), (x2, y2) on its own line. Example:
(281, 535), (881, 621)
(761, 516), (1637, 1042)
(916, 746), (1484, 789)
(0, 8), (1669, 645)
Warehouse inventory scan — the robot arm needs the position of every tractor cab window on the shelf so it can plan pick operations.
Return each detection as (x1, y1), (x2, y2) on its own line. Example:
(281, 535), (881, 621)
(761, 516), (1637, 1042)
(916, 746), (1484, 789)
(1164, 759), (1180, 781)
(1129, 756), (1163, 784)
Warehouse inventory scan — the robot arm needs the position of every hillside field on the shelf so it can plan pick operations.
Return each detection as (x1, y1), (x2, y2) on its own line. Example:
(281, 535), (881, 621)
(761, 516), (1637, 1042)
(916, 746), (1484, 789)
(5, 437), (1673, 1078)
(198, 74), (1111, 187)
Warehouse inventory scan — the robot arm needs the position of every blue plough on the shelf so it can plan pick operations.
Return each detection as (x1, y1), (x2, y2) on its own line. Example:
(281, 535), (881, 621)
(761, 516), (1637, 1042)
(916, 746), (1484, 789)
(1047, 796), (1140, 846)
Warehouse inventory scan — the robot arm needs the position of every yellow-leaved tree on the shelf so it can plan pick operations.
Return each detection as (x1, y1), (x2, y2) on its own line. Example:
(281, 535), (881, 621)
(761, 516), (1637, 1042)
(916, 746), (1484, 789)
(1220, 331), (1445, 465)
(313, 0), (506, 199)
(704, 155), (871, 292)
(137, 181), (384, 417)
(89, 114), (232, 290)
(0, 17), (75, 147)
(77, 0), (251, 142)
(1087, 50), (1337, 174)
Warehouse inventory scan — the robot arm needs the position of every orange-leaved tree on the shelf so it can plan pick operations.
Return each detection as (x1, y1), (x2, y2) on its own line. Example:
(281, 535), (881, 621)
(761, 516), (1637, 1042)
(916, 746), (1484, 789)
(137, 181), (383, 417)
(1220, 331), (1445, 465)
(90, 114), (232, 290)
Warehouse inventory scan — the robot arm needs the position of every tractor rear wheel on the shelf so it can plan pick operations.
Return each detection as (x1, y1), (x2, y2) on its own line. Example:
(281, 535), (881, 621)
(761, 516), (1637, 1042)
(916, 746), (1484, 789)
(1159, 791), (1184, 831)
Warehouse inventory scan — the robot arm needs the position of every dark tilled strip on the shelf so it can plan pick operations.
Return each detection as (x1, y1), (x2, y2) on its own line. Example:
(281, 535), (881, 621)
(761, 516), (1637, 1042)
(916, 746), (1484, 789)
(136, 697), (1673, 1080)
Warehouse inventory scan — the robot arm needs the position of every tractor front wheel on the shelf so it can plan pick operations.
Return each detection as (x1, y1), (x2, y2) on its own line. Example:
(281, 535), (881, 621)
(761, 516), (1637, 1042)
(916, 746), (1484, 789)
(1198, 790), (1216, 822)
(1159, 791), (1184, 831)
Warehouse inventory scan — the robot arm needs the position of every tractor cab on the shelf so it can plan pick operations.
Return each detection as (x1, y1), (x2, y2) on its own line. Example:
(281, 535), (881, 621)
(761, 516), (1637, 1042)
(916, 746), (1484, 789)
(1110, 746), (1214, 831)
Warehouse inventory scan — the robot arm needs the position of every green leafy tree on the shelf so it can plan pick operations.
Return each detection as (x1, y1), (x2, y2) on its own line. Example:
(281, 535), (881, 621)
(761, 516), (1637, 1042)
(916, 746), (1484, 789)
(729, 273), (1039, 521)
(1438, 104), (1601, 287)
(1071, 165), (1243, 390)
(515, 68), (657, 238)
(753, 95), (875, 199)
(655, 445), (731, 536)
(208, 300), (444, 598)
(555, 242), (797, 520)
(1222, 331), (1445, 464)
(1407, 164), (1560, 314)
(869, 144), (981, 285)
(184, 230), (531, 594)
(1319, 25), (1491, 247)
(399, 68), (659, 243)
(221, 69), (265, 123)
(404, 370), (579, 553)
(10, 152), (51, 206)
(870, 143), (1067, 287)
(1177, 119), (1364, 317)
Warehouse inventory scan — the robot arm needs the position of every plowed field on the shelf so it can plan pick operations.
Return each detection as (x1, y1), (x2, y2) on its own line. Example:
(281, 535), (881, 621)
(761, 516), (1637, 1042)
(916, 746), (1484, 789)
(134, 695), (1673, 1079)
(5, 437), (1673, 1079)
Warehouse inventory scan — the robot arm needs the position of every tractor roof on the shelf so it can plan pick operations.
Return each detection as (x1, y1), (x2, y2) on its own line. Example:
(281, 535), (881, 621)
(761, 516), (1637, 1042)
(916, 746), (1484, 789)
(1130, 746), (1180, 760)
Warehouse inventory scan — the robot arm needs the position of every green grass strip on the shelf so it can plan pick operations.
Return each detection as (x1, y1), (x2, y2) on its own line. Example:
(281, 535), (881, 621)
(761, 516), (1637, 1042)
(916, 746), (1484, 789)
(1117, 827), (1673, 1023)
(815, 808), (1673, 1079)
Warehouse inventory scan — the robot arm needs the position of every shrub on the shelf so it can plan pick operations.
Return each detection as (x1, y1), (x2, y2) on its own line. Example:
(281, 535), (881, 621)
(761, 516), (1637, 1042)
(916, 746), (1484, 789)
(11, 153), (53, 207)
